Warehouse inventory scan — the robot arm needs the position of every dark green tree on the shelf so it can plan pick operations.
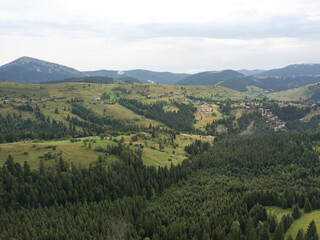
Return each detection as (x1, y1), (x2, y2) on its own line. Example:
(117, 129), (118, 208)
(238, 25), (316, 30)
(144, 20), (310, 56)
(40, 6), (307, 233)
(305, 220), (318, 240)
(292, 205), (301, 220)
(295, 229), (304, 240)
(304, 199), (312, 213)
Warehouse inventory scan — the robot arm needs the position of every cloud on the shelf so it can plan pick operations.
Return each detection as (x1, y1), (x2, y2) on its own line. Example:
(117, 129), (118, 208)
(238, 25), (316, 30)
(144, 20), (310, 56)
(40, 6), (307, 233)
(0, 0), (319, 71)
(1, 14), (320, 42)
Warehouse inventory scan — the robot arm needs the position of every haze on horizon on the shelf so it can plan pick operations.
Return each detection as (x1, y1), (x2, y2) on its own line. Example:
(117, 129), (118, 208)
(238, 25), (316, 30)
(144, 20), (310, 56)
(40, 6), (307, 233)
(0, 0), (320, 73)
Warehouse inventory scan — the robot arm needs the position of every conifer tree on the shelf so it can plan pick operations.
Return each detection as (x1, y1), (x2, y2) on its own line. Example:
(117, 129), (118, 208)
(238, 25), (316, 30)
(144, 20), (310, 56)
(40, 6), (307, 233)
(272, 223), (284, 240)
(287, 233), (293, 240)
(304, 199), (312, 213)
(305, 220), (318, 240)
(292, 205), (301, 220)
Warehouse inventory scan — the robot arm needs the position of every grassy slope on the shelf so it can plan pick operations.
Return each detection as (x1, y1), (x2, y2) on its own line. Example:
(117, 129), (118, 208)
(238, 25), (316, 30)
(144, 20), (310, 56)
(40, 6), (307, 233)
(0, 133), (211, 169)
(0, 81), (244, 167)
(266, 206), (320, 238)
(267, 83), (320, 101)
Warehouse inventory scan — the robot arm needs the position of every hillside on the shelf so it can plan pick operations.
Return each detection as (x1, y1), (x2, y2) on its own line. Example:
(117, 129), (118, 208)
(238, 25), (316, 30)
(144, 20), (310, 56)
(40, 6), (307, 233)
(0, 57), (86, 83)
(267, 82), (320, 101)
(85, 69), (189, 84)
(176, 70), (244, 85)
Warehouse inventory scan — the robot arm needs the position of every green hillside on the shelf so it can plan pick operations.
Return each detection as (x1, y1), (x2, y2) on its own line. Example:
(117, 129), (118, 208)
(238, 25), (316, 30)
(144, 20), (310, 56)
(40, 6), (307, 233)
(267, 82), (320, 101)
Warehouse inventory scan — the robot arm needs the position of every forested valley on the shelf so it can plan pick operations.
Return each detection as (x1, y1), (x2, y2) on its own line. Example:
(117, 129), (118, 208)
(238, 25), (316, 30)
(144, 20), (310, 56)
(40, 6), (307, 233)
(1, 81), (320, 239)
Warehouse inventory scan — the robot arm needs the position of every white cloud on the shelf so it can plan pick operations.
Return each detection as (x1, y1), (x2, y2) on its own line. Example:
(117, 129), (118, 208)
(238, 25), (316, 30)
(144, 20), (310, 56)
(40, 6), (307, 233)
(0, 0), (319, 71)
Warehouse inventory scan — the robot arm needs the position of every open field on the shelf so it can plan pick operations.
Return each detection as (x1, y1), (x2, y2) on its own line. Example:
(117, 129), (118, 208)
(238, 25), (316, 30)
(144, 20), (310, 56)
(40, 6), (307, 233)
(0, 132), (211, 169)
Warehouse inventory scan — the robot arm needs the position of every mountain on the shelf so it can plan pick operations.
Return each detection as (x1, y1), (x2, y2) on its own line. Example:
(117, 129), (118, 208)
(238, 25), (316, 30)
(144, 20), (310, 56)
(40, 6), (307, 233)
(0, 56), (86, 83)
(258, 64), (320, 77)
(176, 70), (244, 85)
(237, 69), (265, 76)
(84, 69), (189, 84)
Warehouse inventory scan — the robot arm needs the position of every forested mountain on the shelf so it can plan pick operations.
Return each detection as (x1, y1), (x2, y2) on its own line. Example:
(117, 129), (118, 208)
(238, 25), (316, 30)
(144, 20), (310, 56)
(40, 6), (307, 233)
(176, 70), (244, 85)
(176, 64), (320, 92)
(220, 75), (320, 92)
(258, 64), (320, 77)
(85, 69), (189, 84)
(0, 57), (86, 83)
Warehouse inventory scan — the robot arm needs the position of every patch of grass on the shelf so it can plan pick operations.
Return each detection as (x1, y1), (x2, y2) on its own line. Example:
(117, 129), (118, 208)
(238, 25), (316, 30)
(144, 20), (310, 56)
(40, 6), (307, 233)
(266, 206), (292, 223)
(0, 141), (100, 169)
(286, 210), (320, 239)
(266, 206), (320, 238)
(163, 105), (179, 112)
(267, 83), (320, 101)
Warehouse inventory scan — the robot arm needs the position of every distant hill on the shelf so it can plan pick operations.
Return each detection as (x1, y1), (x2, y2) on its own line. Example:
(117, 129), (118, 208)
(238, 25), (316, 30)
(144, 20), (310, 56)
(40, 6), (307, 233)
(176, 70), (244, 85)
(258, 64), (320, 77)
(0, 57), (86, 83)
(42, 76), (141, 84)
(236, 69), (265, 76)
(220, 75), (320, 92)
(84, 70), (120, 78)
(84, 69), (189, 84)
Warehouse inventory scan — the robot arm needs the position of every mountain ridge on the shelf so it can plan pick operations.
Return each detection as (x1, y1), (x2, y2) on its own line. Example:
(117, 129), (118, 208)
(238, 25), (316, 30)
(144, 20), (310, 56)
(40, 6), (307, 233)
(85, 69), (190, 84)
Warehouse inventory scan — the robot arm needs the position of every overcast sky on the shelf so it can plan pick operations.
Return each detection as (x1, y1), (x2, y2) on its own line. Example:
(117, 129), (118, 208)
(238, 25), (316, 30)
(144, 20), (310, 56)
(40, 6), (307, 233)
(0, 0), (320, 73)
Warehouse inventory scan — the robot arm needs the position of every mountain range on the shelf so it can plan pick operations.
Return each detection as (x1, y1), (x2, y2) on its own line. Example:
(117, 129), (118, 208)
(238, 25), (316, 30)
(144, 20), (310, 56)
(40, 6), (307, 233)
(1, 57), (320, 93)
(84, 69), (189, 85)
(0, 57), (188, 84)
(175, 64), (320, 92)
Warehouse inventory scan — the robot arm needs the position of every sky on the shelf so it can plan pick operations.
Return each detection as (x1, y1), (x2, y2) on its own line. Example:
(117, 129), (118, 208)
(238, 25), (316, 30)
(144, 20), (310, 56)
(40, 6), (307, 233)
(0, 0), (320, 73)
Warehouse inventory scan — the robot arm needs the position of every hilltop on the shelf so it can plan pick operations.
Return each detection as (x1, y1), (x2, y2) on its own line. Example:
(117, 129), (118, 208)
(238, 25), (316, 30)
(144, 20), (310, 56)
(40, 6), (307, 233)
(0, 57), (86, 83)
(176, 70), (243, 85)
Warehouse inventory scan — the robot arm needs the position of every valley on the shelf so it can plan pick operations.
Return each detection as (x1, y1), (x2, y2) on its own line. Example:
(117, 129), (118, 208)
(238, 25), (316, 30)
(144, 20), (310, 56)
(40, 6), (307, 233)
(1, 76), (320, 239)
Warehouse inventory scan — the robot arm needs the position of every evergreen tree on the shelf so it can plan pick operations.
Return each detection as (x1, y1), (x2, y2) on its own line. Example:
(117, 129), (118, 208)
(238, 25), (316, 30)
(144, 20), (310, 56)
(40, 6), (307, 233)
(304, 199), (312, 213)
(272, 223), (284, 240)
(295, 229), (304, 240)
(305, 220), (318, 240)
(287, 233), (293, 240)
(269, 215), (278, 233)
(260, 224), (270, 240)
(292, 205), (301, 220)
(311, 197), (318, 210)
(230, 220), (242, 240)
